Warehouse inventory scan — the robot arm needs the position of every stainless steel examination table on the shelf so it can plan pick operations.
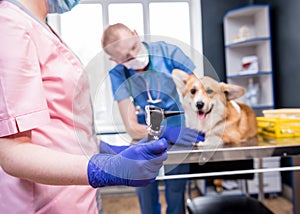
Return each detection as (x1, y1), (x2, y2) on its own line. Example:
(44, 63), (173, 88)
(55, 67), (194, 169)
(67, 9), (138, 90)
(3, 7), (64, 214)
(157, 135), (300, 214)
(100, 133), (300, 213)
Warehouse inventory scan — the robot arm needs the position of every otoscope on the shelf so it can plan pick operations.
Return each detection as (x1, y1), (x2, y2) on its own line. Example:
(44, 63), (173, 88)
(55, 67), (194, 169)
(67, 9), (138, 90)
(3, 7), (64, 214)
(145, 105), (184, 142)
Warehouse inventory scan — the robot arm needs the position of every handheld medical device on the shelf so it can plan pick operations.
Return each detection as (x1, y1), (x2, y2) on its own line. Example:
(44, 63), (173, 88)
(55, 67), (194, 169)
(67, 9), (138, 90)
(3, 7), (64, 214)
(145, 105), (184, 142)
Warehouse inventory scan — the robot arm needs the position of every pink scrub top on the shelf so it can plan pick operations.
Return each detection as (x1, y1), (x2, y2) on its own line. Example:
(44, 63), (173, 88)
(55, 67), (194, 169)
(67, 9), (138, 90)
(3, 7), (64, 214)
(0, 1), (99, 213)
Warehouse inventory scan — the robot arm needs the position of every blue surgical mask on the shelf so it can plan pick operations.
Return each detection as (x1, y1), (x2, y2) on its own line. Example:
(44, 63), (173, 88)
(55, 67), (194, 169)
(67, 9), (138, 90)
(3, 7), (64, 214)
(47, 0), (80, 14)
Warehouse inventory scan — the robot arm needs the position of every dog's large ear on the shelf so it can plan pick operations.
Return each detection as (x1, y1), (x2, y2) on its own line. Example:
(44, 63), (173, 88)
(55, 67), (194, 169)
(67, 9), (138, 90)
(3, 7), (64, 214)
(172, 69), (189, 93)
(220, 82), (246, 100)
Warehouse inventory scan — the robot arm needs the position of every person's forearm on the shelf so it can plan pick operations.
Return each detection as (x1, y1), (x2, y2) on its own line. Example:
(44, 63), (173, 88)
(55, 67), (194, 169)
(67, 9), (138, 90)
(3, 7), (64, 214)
(125, 123), (148, 140)
(117, 99), (149, 140)
(0, 138), (90, 185)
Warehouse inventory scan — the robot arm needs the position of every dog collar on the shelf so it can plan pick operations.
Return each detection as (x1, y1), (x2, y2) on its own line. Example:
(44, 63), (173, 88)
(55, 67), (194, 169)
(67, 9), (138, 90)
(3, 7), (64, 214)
(230, 100), (241, 114)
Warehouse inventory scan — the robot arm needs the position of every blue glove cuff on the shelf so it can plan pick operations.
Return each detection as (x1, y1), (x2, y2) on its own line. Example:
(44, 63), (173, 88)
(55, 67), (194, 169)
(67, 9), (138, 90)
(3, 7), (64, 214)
(87, 154), (109, 188)
(88, 154), (149, 188)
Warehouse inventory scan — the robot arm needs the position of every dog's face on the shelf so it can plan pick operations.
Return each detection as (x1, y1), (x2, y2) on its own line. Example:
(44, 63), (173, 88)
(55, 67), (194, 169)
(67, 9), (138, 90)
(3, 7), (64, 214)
(172, 69), (246, 129)
(181, 75), (226, 120)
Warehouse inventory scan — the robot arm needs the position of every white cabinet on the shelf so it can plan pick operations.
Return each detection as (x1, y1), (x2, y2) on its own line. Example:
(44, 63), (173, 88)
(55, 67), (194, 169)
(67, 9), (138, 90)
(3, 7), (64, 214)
(223, 5), (274, 115)
(247, 157), (282, 195)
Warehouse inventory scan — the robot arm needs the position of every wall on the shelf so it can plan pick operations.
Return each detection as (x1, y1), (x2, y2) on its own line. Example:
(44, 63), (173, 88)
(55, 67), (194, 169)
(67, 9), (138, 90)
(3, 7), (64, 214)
(201, 0), (249, 81)
(258, 0), (300, 107)
(201, 0), (300, 107)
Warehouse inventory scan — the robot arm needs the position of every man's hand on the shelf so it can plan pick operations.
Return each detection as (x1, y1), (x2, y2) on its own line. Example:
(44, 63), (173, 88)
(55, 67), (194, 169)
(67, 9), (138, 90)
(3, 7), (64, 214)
(161, 126), (205, 146)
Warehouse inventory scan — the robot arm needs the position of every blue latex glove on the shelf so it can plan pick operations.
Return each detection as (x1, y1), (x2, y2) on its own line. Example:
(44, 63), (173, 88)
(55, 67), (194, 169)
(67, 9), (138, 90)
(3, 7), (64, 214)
(99, 140), (129, 155)
(99, 138), (148, 155)
(88, 138), (168, 188)
(161, 126), (205, 146)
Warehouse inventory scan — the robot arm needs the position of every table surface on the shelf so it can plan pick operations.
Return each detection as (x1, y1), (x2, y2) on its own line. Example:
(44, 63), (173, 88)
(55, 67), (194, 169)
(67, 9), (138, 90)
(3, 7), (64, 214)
(99, 133), (300, 164)
(165, 135), (300, 164)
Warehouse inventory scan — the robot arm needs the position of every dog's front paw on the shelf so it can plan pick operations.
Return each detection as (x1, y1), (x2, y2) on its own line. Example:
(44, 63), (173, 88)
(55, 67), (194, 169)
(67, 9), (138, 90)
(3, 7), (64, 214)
(192, 140), (209, 147)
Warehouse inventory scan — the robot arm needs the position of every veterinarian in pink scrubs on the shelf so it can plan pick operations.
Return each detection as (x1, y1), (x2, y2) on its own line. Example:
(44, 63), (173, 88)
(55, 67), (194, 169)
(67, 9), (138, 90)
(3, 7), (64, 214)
(0, 0), (168, 213)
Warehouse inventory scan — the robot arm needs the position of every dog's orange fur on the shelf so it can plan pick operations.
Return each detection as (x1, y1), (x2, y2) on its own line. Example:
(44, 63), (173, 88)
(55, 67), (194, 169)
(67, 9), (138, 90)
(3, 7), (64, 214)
(172, 69), (257, 145)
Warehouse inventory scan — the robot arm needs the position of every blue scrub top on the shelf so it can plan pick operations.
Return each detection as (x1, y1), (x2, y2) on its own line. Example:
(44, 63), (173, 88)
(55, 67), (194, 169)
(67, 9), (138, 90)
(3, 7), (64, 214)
(109, 41), (195, 126)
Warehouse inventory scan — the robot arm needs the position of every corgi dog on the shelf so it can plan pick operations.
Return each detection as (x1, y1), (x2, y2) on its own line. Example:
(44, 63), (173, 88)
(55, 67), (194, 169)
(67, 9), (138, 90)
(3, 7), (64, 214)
(172, 69), (257, 145)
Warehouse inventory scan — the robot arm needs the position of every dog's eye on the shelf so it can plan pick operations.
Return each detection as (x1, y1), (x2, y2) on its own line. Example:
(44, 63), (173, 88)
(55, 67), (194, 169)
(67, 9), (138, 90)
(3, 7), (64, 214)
(190, 88), (197, 95)
(206, 89), (213, 94)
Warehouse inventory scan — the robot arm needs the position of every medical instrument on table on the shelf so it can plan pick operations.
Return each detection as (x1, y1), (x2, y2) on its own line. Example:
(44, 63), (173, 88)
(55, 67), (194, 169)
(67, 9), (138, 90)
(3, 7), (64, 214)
(145, 105), (184, 142)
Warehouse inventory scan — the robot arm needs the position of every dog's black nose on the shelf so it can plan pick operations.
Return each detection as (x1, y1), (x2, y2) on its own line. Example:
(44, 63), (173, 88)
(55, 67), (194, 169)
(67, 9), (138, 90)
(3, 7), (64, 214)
(196, 101), (204, 110)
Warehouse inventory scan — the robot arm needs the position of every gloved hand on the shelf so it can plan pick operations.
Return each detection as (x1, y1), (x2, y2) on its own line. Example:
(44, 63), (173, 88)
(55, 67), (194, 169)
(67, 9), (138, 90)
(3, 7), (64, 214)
(161, 126), (205, 146)
(88, 138), (168, 188)
(99, 137), (148, 155)
(99, 140), (129, 155)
